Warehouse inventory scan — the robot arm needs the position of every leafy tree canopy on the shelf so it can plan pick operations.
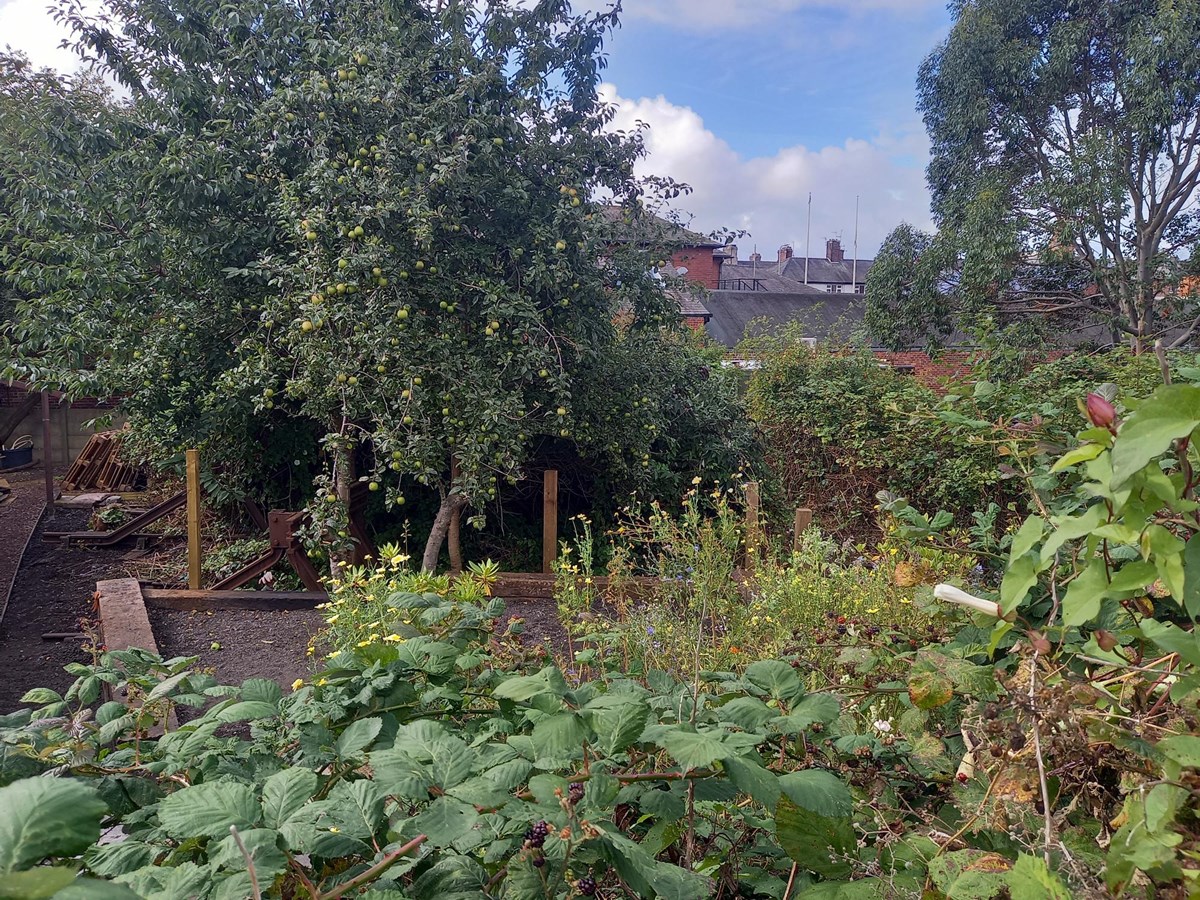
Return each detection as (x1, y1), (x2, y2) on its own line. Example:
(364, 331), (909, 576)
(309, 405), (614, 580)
(0, 0), (741, 568)
(916, 0), (1200, 351)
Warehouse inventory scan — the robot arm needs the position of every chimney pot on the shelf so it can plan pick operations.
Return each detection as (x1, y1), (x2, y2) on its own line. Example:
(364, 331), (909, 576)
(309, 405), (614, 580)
(750, 251), (762, 263)
(727, 244), (738, 262)
(825, 239), (844, 263)
(778, 244), (793, 264)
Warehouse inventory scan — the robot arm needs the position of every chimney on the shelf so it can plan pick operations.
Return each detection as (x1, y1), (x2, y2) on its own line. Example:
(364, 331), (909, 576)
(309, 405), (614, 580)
(750, 251), (762, 263)
(777, 244), (793, 264)
(825, 239), (844, 263)
(727, 244), (738, 262)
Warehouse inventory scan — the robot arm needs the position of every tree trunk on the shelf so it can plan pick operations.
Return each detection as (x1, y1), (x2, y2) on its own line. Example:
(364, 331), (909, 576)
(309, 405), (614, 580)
(422, 492), (468, 573)
(447, 455), (464, 574)
(448, 507), (464, 574)
(330, 440), (355, 575)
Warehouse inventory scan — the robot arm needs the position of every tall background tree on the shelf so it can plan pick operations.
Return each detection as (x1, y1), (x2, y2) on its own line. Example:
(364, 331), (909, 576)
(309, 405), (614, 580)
(910, 0), (1200, 351)
(1, 0), (754, 570)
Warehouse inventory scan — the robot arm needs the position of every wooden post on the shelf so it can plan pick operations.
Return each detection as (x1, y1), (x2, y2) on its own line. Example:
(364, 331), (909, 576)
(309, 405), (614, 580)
(793, 507), (813, 556)
(542, 469), (559, 575)
(40, 392), (55, 510)
(185, 449), (202, 590)
(744, 481), (760, 570)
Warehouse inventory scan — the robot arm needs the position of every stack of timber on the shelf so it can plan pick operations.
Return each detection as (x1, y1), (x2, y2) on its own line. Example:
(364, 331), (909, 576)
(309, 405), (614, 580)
(63, 432), (140, 492)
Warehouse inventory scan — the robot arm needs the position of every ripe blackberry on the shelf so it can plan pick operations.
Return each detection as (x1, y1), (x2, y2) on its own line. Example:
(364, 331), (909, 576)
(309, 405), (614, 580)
(524, 820), (551, 848)
(568, 782), (585, 804)
(577, 875), (597, 896)
(532, 854), (546, 868)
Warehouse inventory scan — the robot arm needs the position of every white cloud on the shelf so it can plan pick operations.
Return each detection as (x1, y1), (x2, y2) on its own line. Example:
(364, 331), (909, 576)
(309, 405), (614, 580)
(0, 0), (88, 73)
(0, 0), (933, 256)
(600, 83), (932, 258)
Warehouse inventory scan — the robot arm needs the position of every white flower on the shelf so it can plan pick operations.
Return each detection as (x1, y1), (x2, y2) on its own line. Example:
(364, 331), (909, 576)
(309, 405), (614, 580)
(934, 583), (1001, 617)
(873, 719), (892, 734)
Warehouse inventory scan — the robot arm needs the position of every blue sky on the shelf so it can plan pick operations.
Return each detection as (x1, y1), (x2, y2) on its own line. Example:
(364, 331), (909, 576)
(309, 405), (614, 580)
(602, 2), (951, 159)
(0, 0), (952, 255)
(590, 0), (952, 256)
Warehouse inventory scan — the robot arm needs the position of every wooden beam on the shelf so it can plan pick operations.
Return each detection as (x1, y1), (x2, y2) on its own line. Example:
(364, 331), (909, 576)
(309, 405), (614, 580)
(97, 578), (161, 654)
(186, 449), (202, 589)
(41, 392), (55, 508)
(744, 481), (760, 570)
(793, 507), (812, 556)
(0, 391), (37, 446)
(542, 469), (558, 575)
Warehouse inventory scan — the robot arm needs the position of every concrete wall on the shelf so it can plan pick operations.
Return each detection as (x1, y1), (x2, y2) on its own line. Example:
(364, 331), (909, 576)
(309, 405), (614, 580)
(1, 386), (124, 467)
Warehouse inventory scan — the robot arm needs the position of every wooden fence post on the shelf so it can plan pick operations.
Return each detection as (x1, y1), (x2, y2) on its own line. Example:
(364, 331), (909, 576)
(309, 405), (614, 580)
(744, 481), (760, 570)
(793, 507), (813, 556)
(186, 449), (202, 590)
(542, 469), (559, 575)
(41, 391), (55, 510)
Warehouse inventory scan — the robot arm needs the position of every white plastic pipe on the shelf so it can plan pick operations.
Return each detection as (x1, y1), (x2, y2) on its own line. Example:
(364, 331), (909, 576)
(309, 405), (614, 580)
(934, 583), (1002, 618)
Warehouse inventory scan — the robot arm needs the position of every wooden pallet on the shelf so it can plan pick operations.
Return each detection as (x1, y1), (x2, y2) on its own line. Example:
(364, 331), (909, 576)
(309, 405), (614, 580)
(63, 432), (140, 492)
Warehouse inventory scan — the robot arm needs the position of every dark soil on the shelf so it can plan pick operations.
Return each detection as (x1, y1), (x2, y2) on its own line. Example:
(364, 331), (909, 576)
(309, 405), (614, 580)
(499, 598), (571, 657)
(0, 497), (122, 713)
(147, 606), (324, 690)
(0, 471), (46, 615)
(1, 468), (571, 715)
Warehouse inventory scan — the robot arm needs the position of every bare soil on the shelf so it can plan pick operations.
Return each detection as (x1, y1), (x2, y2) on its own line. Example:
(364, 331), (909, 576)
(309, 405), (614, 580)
(1, 472), (571, 715)
(498, 597), (571, 657)
(147, 606), (324, 689)
(0, 477), (121, 712)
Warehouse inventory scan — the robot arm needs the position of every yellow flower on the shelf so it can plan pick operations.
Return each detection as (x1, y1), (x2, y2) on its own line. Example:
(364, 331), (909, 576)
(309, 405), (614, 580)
(691, 476), (702, 485)
(356, 639), (372, 647)
(383, 634), (404, 643)
(291, 678), (304, 691)
(867, 607), (879, 614)
(329, 826), (340, 833)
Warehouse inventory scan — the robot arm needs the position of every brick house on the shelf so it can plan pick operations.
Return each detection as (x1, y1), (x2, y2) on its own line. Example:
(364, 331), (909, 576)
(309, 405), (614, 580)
(666, 235), (970, 385)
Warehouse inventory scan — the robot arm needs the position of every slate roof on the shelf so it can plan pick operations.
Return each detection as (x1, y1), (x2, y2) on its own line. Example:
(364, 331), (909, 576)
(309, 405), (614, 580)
(600, 206), (723, 249)
(703, 291), (866, 347)
(723, 255), (874, 288)
(670, 290), (712, 319)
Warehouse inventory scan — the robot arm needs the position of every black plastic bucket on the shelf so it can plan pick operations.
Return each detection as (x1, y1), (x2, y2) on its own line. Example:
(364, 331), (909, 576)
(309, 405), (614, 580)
(0, 447), (34, 469)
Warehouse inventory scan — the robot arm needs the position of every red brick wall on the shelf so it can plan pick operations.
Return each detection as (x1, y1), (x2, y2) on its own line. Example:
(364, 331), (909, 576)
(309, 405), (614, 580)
(672, 246), (722, 290)
(683, 316), (709, 331)
(872, 351), (974, 389)
(0, 382), (117, 409)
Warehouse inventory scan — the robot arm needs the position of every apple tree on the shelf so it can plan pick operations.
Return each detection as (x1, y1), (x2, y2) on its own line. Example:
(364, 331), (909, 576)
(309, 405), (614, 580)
(1, 0), (697, 569)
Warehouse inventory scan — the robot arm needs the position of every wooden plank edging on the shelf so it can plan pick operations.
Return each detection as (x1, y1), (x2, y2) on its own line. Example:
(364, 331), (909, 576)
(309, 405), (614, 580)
(96, 578), (160, 655)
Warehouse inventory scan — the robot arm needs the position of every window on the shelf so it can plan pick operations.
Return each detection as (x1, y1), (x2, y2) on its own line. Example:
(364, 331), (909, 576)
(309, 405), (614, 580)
(855, 283), (865, 294)
(825, 283), (842, 293)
